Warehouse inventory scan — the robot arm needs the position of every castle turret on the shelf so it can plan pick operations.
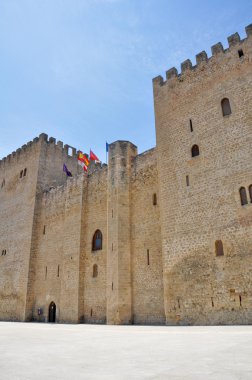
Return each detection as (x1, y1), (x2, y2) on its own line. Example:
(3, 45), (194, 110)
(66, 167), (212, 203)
(107, 141), (137, 324)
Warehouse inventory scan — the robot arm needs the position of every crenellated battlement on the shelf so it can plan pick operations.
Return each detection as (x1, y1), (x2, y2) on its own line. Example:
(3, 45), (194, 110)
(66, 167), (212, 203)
(153, 23), (252, 87)
(0, 132), (82, 169)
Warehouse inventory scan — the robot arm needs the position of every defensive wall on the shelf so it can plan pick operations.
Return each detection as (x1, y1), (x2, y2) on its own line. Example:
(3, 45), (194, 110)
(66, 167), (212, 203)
(0, 24), (252, 325)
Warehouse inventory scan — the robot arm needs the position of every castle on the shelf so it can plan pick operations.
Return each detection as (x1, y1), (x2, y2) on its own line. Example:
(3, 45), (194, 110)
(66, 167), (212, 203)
(0, 24), (252, 325)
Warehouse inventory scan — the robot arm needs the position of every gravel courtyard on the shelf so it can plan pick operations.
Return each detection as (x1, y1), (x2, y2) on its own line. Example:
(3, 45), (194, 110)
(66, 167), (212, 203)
(0, 323), (252, 380)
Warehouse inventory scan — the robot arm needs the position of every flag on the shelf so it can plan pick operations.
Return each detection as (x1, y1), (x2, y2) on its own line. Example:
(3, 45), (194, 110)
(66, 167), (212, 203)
(77, 152), (89, 173)
(63, 164), (72, 177)
(90, 149), (100, 162)
(78, 152), (90, 167)
(106, 142), (109, 152)
(78, 160), (88, 172)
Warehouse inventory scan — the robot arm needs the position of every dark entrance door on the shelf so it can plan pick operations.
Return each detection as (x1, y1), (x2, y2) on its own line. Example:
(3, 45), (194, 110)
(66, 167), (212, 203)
(48, 302), (56, 323)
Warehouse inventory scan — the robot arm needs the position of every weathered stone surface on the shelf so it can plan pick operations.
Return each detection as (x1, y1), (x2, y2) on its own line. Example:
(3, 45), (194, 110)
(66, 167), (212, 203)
(0, 24), (251, 325)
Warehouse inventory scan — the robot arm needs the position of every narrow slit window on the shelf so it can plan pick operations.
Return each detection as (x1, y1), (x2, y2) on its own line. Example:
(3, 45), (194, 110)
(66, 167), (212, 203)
(186, 175), (189, 186)
(20, 170), (23, 178)
(189, 119), (193, 132)
(43, 225), (46, 235)
(153, 193), (157, 206)
(23, 168), (27, 176)
(240, 187), (248, 206)
(215, 240), (224, 257)
(45, 266), (47, 280)
(93, 264), (98, 278)
(239, 295), (242, 307)
(57, 265), (60, 277)
(221, 98), (232, 116)
(147, 249), (150, 266)
(249, 185), (252, 203)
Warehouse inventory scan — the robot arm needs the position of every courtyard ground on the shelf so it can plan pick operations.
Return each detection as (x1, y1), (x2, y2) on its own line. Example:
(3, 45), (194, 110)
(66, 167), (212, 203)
(0, 323), (251, 380)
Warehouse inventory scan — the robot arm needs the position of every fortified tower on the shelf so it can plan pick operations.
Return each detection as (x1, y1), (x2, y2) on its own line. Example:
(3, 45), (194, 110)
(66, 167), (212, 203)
(107, 141), (138, 324)
(0, 133), (81, 321)
(153, 24), (252, 324)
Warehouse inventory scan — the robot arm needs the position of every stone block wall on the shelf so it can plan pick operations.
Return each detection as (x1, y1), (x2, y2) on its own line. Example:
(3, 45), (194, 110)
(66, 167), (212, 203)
(153, 24), (252, 325)
(131, 148), (165, 324)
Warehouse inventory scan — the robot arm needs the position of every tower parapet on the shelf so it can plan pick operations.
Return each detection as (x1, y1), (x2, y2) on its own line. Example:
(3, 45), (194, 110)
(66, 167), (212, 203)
(153, 24), (252, 87)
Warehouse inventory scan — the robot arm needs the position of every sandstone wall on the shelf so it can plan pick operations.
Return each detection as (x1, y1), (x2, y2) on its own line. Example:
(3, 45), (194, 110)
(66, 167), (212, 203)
(28, 175), (84, 323)
(0, 139), (41, 320)
(153, 25), (252, 325)
(131, 148), (165, 324)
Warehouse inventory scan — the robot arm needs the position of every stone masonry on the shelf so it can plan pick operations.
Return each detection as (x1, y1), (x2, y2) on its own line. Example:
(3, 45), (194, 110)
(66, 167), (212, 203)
(0, 24), (251, 325)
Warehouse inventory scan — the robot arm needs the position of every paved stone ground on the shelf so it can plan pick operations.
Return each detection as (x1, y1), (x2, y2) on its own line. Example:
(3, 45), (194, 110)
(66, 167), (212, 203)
(0, 323), (252, 380)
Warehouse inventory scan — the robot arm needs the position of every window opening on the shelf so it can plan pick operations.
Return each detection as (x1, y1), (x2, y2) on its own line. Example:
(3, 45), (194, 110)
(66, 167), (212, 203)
(186, 175), (189, 186)
(221, 98), (232, 116)
(191, 145), (199, 157)
(240, 187), (248, 206)
(238, 49), (244, 58)
(215, 240), (224, 257)
(92, 230), (102, 251)
(153, 193), (157, 206)
(190, 119), (193, 132)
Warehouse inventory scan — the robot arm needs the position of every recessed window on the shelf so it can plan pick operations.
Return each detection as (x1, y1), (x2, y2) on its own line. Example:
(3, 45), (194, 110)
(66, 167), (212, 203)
(1, 179), (5, 188)
(147, 249), (150, 265)
(93, 264), (98, 278)
(57, 265), (60, 278)
(92, 230), (102, 251)
(23, 168), (27, 176)
(249, 185), (252, 203)
(239, 187), (248, 206)
(215, 240), (224, 257)
(191, 145), (199, 157)
(1, 250), (6, 256)
(20, 170), (23, 178)
(43, 225), (46, 235)
(238, 49), (244, 58)
(221, 98), (232, 116)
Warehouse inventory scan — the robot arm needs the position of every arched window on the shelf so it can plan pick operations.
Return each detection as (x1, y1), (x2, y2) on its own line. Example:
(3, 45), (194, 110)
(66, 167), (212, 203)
(239, 187), (248, 206)
(221, 98), (232, 116)
(93, 264), (98, 278)
(215, 240), (224, 257)
(249, 185), (252, 203)
(92, 230), (102, 251)
(20, 170), (23, 178)
(191, 145), (200, 157)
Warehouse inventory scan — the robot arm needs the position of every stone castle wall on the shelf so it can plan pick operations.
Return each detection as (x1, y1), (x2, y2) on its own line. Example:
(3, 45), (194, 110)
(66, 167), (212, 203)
(0, 24), (251, 325)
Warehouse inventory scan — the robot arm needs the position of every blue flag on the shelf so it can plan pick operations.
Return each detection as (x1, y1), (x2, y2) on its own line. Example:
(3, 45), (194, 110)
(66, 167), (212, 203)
(106, 142), (109, 152)
(63, 164), (72, 177)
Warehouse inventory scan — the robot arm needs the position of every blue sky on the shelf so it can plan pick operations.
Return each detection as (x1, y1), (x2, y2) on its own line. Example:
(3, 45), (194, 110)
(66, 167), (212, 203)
(0, 0), (251, 161)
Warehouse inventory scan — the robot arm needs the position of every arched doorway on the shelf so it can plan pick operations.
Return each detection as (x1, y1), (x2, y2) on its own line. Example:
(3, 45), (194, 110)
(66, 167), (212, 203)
(48, 302), (56, 323)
